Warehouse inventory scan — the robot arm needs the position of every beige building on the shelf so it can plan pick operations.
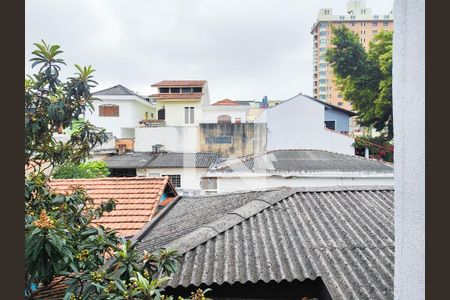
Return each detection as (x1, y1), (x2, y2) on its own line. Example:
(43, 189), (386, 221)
(311, 0), (393, 113)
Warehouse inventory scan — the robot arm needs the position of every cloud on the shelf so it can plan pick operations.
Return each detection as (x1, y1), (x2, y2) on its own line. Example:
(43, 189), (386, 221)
(25, 0), (394, 101)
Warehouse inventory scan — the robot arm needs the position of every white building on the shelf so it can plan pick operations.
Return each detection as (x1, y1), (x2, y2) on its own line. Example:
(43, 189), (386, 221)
(150, 80), (210, 127)
(202, 99), (249, 123)
(202, 149), (393, 194)
(255, 93), (355, 155)
(104, 151), (219, 196)
(84, 85), (156, 138)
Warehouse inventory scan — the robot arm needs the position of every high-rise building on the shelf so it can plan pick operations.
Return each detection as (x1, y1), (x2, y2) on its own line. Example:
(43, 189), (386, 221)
(311, 1), (393, 114)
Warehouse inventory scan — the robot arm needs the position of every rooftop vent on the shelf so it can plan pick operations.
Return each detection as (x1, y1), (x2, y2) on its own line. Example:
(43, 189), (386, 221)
(152, 144), (165, 153)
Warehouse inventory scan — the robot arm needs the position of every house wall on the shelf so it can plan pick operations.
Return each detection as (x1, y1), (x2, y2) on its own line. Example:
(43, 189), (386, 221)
(393, 0), (425, 299)
(137, 167), (207, 195)
(134, 126), (200, 152)
(156, 100), (203, 126)
(202, 108), (248, 123)
(324, 108), (350, 132)
(84, 96), (155, 138)
(255, 95), (354, 155)
(199, 123), (267, 158)
(212, 175), (394, 193)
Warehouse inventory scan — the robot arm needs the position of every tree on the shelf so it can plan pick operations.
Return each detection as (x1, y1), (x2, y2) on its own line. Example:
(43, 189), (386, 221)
(326, 26), (393, 140)
(25, 40), (209, 300)
(53, 161), (110, 179)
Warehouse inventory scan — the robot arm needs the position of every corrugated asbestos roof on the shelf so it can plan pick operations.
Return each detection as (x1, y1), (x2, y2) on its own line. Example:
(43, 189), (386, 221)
(134, 186), (394, 300)
(48, 177), (176, 237)
(105, 152), (219, 169)
(209, 149), (393, 175)
(105, 152), (158, 169)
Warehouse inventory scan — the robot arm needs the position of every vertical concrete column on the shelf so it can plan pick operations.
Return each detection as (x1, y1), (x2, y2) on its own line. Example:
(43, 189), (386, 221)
(393, 0), (425, 299)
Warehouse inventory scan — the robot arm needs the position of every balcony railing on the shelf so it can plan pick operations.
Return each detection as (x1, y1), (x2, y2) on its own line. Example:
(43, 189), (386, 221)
(138, 119), (166, 127)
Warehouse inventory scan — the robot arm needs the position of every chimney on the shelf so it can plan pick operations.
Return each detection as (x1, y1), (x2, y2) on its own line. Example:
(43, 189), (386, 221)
(118, 144), (126, 155)
(152, 144), (165, 153)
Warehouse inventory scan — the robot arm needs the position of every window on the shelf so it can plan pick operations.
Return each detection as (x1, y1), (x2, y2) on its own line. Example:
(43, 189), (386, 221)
(383, 21), (389, 26)
(339, 15), (345, 20)
(338, 94), (343, 98)
(319, 95), (326, 100)
(184, 107), (194, 124)
(337, 102), (344, 106)
(319, 31), (327, 36)
(319, 79), (326, 84)
(145, 112), (149, 120)
(181, 87), (192, 93)
(158, 107), (165, 120)
(99, 104), (119, 117)
(159, 87), (169, 93)
(373, 30), (378, 34)
(319, 23), (327, 28)
(170, 87), (180, 93)
(205, 136), (233, 144)
(324, 120), (336, 130)
(319, 63), (326, 68)
(319, 87), (326, 92)
(192, 87), (203, 93)
(374, 15), (379, 20)
(372, 22), (378, 26)
(151, 113), (154, 118)
(163, 174), (181, 188)
(320, 39), (327, 45)
(319, 71), (326, 77)
(319, 47), (326, 52)
(350, 15), (355, 20)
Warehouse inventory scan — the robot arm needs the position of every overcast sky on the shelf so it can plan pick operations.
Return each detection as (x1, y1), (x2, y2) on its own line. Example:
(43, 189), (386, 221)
(25, 0), (393, 102)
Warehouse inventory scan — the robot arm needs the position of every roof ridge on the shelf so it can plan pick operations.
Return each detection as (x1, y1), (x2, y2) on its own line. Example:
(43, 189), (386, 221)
(160, 187), (298, 255)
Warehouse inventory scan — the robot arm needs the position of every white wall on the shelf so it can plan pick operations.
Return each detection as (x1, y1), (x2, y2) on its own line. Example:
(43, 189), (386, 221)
(202, 107), (248, 123)
(158, 101), (203, 126)
(213, 175), (394, 193)
(85, 96), (155, 138)
(134, 126), (200, 152)
(138, 167), (207, 194)
(255, 94), (355, 155)
(393, 0), (425, 299)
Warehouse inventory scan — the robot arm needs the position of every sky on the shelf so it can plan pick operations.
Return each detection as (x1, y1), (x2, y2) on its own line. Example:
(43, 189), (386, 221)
(25, 0), (393, 102)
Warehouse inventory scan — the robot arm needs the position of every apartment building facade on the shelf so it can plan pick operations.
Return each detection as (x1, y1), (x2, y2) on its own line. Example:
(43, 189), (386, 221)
(311, 1), (393, 112)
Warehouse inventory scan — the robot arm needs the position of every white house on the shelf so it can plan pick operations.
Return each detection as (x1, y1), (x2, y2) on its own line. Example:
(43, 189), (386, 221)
(150, 80), (210, 127)
(85, 85), (156, 138)
(104, 151), (219, 196)
(202, 99), (249, 123)
(254, 93), (356, 155)
(201, 149), (394, 194)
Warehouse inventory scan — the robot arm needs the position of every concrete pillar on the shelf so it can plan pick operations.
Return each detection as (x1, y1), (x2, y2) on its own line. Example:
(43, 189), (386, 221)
(393, 0), (425, 299)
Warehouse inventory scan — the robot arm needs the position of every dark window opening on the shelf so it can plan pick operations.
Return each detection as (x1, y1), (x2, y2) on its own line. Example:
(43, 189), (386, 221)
(325, 120), (336, 131)
(170, 87), (180, 93)
(109, 168), (136, 177)
(158, 108), (165, 120)
(181, 87), (192, 93)
(192, 87), (203, 93)
(159, 87), (169, 93)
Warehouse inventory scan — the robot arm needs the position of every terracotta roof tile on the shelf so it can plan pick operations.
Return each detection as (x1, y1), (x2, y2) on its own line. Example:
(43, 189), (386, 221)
(150, 93), (203, 100)
(48, 177), (177, 237)
(212, 98), (239, 106)
(151, 80), (207, 87)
